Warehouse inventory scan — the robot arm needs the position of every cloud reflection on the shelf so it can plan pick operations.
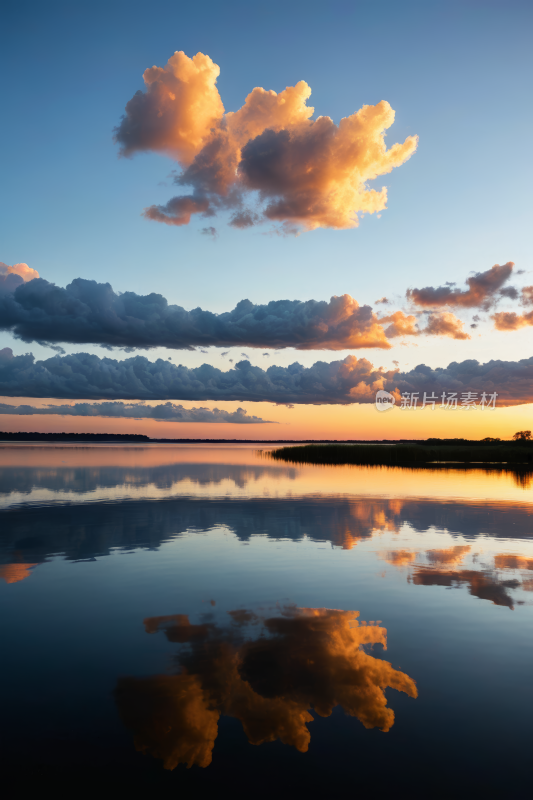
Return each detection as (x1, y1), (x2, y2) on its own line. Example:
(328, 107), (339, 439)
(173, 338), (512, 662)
(0, 562), (37, 584)
(115, 607), (417, 769)
(381, 546), (528, 609)
(411, 569), (516, 609)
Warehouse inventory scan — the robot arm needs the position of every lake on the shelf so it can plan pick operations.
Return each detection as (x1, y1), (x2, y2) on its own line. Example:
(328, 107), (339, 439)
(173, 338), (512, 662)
(1, 443), (532, 796)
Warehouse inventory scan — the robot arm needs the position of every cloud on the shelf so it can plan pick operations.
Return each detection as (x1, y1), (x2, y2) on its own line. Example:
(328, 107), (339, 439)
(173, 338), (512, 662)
(0, 273), (477, 351)
(0, 401), (274, 424)
(423, 312), (471, 340)
(200, 226), (218, 238)
(521, 286), (533, 305)
(379, 310), (470, 340)
(115, 50), (418, 233)
(115, 606), (417, 769)
(407, 263), (515, 310)
(378, 310), (419, 338)
(492, 310), (533, 331)
(0, 278), (395, 351)
(487, 283), (533, 333)
(0, 262), (39, 294)
(2, 347), (533, 406)
(114, 51), (225, 162)
(229, 210), (259, 229)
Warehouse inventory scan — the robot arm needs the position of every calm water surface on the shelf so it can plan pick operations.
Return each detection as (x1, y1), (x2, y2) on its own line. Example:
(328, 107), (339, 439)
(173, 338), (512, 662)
(1, 444), (532, 796)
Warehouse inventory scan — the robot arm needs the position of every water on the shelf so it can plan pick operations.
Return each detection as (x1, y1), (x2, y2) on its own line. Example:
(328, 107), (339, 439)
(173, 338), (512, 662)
(1, 444), (532, 796)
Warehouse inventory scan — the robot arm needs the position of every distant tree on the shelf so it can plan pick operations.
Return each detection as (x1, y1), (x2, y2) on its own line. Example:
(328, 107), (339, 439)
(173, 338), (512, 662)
(513, 430), (532, 441)
(482, 437), (501, 442)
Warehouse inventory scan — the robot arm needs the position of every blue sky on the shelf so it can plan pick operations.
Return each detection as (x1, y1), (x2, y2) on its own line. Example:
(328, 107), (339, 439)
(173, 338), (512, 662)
(1, 0), (532, 382)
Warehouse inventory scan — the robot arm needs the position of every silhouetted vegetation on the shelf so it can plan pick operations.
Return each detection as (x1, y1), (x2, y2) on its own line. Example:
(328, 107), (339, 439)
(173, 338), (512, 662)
(0, 431), (150, 442)
(271, 442), (533, 466)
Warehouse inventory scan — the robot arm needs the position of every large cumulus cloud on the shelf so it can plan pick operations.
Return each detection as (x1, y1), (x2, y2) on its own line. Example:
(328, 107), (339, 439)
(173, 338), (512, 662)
(114, 50), (418, 232)
(0, 401), (272, 424)
(1, 347), (532, 406)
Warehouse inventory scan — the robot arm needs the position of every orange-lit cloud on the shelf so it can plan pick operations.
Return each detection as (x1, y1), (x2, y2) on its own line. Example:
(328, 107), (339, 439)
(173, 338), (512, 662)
(0, 262), (39, 293)
(115, 51), (224, 162)
(0, 562), (38, 583)
(492, 310), (533, 331)
(379, 311), (419, 338)
(379, 309), (471, 340)
(115, 607), (417, 769)
(115, 50), (418, 232)
(407, 263), (515, 310)
(423, 312), (470, 340)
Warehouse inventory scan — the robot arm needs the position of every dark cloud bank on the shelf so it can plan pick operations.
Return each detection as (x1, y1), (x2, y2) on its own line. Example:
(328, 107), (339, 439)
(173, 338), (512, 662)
(0, 278), (391, 351)
(1, 347), (531, 406)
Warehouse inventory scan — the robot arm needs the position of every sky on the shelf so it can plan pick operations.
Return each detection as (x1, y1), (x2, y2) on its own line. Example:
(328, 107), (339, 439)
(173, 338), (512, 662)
(1, 0), (532, 439)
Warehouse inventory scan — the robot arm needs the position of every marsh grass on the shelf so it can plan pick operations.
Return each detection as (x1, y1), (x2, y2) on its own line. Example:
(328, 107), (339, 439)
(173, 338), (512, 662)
(270, 443), (533, 466)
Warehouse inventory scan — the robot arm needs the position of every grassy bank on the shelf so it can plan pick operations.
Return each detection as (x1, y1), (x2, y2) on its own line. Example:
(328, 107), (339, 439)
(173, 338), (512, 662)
(270, 443), (533, 466)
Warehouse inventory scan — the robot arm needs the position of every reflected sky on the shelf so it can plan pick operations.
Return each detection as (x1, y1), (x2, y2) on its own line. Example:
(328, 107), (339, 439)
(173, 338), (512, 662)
(1, 444), (533, 794)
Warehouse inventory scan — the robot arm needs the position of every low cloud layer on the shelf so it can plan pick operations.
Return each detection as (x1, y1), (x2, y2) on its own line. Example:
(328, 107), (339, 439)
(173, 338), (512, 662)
(407, 263), (515, 310)
(0, 401), (272, 424)
(2, 347), (532, 406)
(115, 606), (416, 769)
(0, 278), (395, 351)
(114, 50), (418, 232)
(0, 262), (39, 294)
(0, 273), (478, 350)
